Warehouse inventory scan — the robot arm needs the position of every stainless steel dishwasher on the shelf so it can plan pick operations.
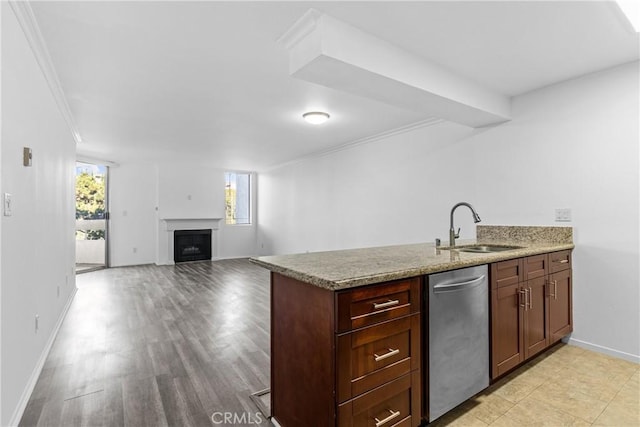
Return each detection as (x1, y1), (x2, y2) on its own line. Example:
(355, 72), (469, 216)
(427, 264), (489, 422)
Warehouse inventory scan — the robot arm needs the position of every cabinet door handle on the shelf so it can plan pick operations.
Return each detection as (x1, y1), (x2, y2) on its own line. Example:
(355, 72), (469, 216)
(519, 289), (527, 309)
(373, 299), (400, 310)
(375, 409), (401, 427)
(553, 259), (569, 264)
(529, 286), (533, 310)
(552, 280), (558, 300)
(373, 348), (400, 362)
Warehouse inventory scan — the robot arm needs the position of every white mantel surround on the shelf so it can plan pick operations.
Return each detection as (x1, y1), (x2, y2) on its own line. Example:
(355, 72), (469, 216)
(157, 218), (223, 265)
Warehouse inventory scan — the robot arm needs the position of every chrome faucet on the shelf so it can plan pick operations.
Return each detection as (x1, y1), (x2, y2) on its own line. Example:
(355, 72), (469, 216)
(449, 202), (482, 247)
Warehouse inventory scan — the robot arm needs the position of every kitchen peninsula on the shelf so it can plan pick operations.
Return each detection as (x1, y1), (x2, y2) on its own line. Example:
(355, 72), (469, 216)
(251, 226), (574, 426)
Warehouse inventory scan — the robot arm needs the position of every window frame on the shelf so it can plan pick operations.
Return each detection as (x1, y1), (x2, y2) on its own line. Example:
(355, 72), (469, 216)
(224, 171), (253, 226)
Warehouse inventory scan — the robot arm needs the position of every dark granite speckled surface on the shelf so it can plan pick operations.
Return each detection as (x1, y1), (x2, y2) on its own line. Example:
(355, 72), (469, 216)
(250, 226), (573, 290)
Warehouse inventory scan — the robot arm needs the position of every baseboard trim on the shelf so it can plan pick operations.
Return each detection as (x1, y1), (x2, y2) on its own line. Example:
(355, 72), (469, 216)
(566, 337), (640, 364)
(8, 286), (78, 426)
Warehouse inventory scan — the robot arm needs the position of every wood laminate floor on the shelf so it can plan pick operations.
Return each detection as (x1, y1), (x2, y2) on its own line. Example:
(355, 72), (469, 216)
(21, 259), (271, 427)
(20, 259), (639, 426)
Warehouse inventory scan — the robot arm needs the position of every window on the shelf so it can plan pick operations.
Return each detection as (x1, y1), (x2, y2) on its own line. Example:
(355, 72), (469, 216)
(225, 172), (251, 225)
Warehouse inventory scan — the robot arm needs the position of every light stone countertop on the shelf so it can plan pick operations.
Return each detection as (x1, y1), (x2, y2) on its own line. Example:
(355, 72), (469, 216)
(249, 226), (574, 291)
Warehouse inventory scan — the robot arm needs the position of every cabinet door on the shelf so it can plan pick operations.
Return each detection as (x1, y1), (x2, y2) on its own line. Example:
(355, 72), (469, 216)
(523, 277), (548, 359)
(491, 283), (524, 379)
(549, 269), (573, 344)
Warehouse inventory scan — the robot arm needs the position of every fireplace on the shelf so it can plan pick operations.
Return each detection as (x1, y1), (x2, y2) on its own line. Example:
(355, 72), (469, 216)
(174, 229), (212, 263)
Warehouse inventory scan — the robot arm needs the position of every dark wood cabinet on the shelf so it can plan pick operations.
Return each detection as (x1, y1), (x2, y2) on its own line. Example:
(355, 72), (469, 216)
(269, 247), (573, 424)
(490, 250), (573, 380)
(271, 273), (421, 427)
(337, 371), (420, 427)
(490, 281), (524, 378)
(549, 267), (573, 343)
(523, 276), (549, 359)
(548, 250), (573, 344)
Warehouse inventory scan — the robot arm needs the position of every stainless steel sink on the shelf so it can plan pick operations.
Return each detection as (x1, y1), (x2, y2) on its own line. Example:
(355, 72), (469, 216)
(456, 245), (522, 253)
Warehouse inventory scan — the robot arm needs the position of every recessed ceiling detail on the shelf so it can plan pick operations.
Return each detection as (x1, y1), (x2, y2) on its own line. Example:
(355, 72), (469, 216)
(279, 9), (512, 128)
(26, 2), (639, 169)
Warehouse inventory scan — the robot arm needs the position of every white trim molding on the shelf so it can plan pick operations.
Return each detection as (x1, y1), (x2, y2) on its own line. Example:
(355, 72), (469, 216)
(566, 337), (640, 364)
(8, 287), (78, 426)
(276, 8), (322, 49)
(263, 117), (445, 172)
(76, 155), (119, 168)
(9, 0), (82, 144)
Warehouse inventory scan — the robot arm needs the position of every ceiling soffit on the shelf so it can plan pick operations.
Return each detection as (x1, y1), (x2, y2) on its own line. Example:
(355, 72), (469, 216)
(279, 9), (512, 128)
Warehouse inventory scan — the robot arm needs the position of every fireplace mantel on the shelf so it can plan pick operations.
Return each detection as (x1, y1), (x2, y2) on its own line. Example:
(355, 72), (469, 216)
(161, 218), (223, 231)
(157, 218), (223, 265)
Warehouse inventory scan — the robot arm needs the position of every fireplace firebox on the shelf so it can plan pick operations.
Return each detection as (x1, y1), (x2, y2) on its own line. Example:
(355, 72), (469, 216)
(174, 229), (212, 263)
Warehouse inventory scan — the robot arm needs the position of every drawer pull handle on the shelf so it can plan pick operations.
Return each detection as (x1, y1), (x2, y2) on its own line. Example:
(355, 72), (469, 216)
(374, 348), (400, 362)
(373, 299), (400, 310)
(553, 259), (569, 264)
(550, 280), (558, 300)
(375, 409), (401, 427)
(519, 289), (526, 309)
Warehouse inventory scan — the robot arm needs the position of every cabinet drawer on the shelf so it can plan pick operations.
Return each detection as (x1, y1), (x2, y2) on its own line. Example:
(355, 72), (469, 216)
(523, 254), (548, 281)
(491, 258), (523, 289)
(549, 250), (572, 273)
(338, 371), (420, 427)
(337, 315), (420, 402)
(336, 278), (420, 332)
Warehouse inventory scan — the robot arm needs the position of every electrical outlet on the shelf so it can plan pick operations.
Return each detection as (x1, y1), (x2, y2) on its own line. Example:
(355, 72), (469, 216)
(555, 208), (572, 222)
(3, 193), (12, 216)
(133, 247), (137, 253)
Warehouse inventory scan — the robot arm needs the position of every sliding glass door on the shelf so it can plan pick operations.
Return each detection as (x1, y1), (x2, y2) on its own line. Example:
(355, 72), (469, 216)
(75, 162), (109, 273)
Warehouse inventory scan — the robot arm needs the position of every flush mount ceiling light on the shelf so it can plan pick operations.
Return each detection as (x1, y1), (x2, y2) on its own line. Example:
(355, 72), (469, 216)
(302, 111), (330, 124)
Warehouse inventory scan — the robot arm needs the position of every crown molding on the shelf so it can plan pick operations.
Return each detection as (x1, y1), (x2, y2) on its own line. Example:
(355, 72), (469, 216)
(9, 0), (82, 144)
(76, 154), (119, 168)
(277, 8), (323, 49)
(262, 117), (445, 172)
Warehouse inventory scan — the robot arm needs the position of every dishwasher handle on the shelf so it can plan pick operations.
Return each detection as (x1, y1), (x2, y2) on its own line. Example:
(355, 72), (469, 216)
(433, 275), (486, 293)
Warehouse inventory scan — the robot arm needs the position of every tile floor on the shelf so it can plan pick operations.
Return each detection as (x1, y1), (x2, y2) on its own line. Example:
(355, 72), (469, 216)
(431, 344), (639, 426)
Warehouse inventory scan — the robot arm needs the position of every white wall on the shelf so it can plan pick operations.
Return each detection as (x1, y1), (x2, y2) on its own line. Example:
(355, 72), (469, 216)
(108, 163), (257, 266)
(0, 4), (4, 422)
(157, 164), (225, 220)
(1, 4), (77, 425)
(258, 120), (480, 255)
(108, 163), (157, 267)
(469, 62), (639, 361)
(258, 61), (639, 361)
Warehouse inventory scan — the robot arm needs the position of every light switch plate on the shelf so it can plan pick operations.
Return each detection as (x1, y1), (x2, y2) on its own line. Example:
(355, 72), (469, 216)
(555, 208), (571, 222)
(3, 193), (12, 216)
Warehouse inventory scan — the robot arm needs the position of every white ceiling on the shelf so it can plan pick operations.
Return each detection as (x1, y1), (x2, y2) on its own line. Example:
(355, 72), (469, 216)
(29, 1), (639, 171)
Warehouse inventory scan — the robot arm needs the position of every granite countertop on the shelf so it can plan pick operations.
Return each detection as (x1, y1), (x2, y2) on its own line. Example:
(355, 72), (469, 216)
(250, 225), (574, 291)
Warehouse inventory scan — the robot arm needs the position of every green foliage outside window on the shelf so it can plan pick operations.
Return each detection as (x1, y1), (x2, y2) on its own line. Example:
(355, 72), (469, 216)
(76, 171), (105, 240)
